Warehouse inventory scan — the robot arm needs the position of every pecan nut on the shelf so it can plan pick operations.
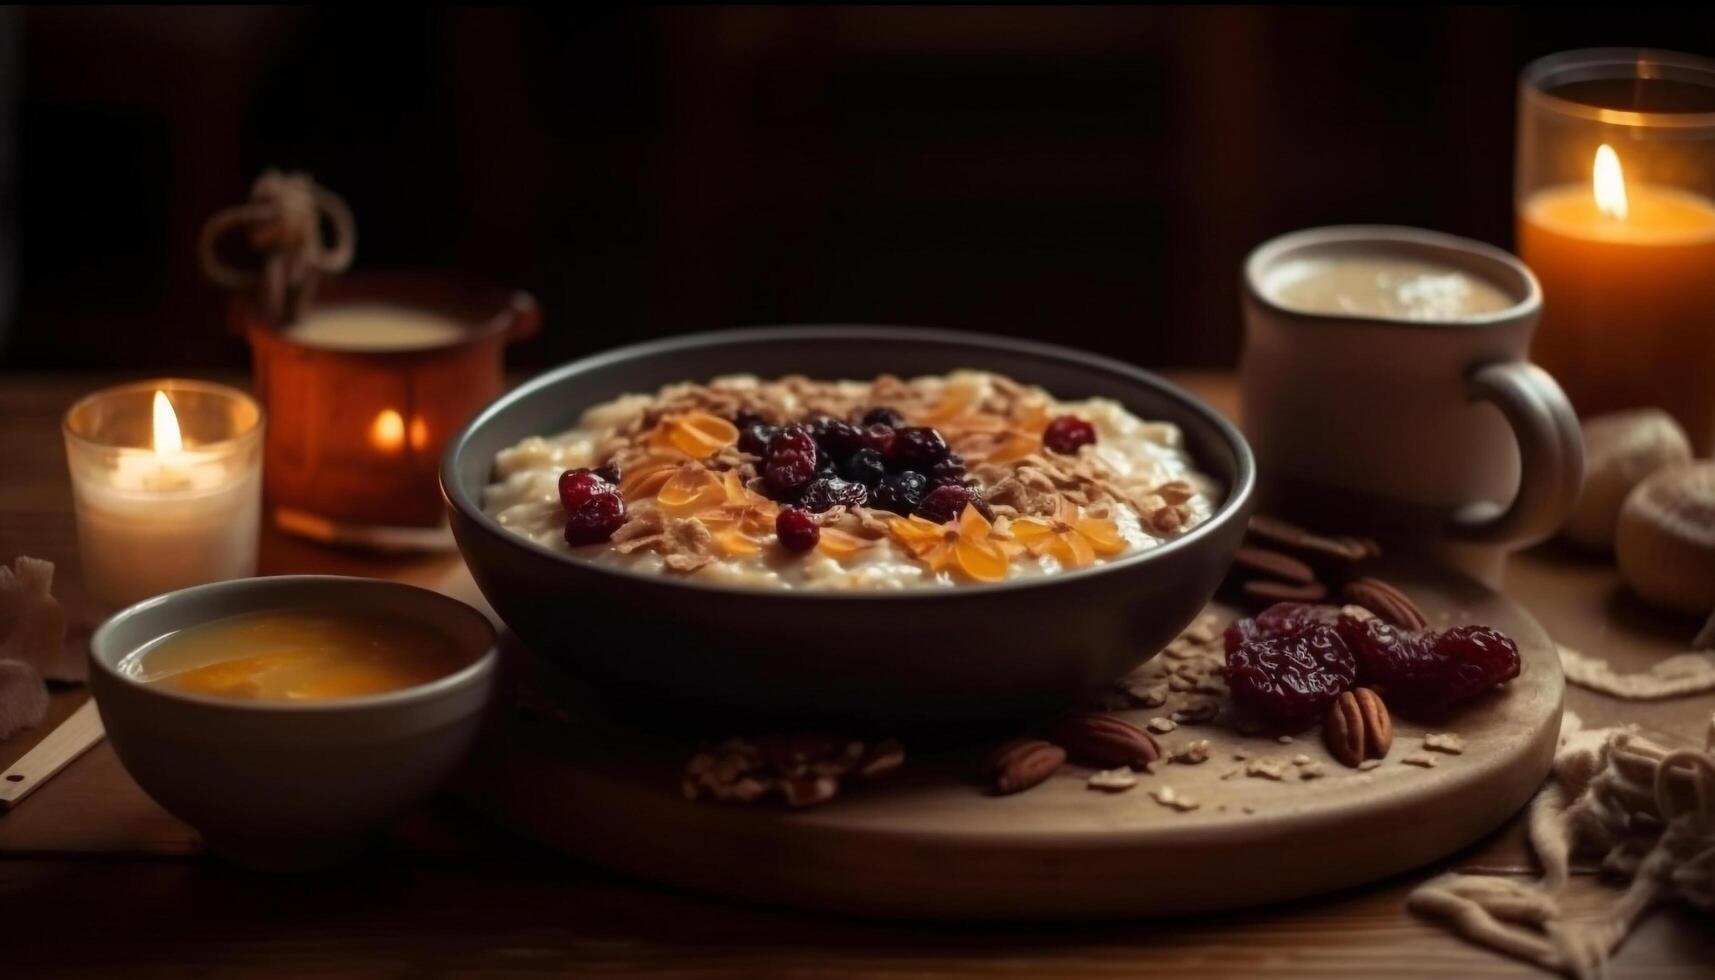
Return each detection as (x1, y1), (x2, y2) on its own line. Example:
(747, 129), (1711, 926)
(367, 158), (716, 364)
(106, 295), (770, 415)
(1323, 687), (1393, 768)
(1245, 514), (1374, 564)
(1342, 576), (1429, 631)
(986, 738), (1065, 795)
(1241, 578), (1329, 603)
(1233, 545), (1317, 585)
(1047, 713), (1162, 770)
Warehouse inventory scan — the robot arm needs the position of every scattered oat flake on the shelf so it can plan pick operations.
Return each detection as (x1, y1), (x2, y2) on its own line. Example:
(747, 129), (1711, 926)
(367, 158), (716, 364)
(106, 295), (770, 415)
(1402, 752), (1439, 768)
(1126, 682), (1169, 707)
(1087, 768), (1139, 792)
(1277, 735), (1295, 745)
(1174, 739), (1213, 764)
(1219, 767), (1241, 781)
(1149, 785), (1200, 812)
(1291, 754), (1313, 766)
(1233, 749), (1251, 761)
(1423, 732), (1466, 755)
(1171, 699), (1219, 724)
(1242, 805), (1256, 815)
(1299, 762), (1326, 780)
(1246, 759), (1287, 781)
(1357, 759), (1383, 772)
(1146, 716), (1178, 734)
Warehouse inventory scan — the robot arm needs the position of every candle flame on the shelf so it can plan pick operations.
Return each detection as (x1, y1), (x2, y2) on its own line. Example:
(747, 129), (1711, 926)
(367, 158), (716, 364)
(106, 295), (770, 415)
(151, 390), (183, 455)
(370, 408), (406, 452)
(1593, 144), (1628, 220)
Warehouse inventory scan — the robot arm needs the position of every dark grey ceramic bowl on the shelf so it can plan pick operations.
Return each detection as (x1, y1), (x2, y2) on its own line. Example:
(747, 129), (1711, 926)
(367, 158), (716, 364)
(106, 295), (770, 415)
(443, 326), (1254, 728)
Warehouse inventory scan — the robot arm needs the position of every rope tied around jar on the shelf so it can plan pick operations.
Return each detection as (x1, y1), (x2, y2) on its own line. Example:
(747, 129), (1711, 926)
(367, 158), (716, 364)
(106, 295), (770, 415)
(198, 170), (356, 325)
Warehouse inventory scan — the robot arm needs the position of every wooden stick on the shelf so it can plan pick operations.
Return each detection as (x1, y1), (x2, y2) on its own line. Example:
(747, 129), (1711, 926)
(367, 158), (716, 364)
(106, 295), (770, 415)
(0, 699), (105, 813)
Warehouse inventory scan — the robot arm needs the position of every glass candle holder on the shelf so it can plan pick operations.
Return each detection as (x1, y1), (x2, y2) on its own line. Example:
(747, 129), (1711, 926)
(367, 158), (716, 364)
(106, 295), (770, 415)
(1516, 48), (1715, 453)
(63, 379), (264, 614)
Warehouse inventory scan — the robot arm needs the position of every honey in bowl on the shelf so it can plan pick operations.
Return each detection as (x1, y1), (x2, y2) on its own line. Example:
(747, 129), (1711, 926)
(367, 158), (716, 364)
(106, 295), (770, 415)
(123, 608), (472, 701)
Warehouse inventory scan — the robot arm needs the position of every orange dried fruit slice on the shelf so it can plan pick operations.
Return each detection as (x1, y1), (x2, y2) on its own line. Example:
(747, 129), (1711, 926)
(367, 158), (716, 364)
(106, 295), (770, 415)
(657, 466), (727, 512)
(955, 537), (1011, 582)
(984, 432), (1041, 465)
(1076, 517), (1127, 556)
(651, 412), (738, 460)
(913, 382), (977, 425)
(620, 456), (682, 501)
(711, 528), (761, 557)
(816, 527), (872, 560)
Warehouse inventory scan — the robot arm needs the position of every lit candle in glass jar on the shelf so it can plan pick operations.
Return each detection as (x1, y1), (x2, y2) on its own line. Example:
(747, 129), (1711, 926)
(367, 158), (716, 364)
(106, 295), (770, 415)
(63, 380), (264, 613)
(1516, 48), (1715, 453)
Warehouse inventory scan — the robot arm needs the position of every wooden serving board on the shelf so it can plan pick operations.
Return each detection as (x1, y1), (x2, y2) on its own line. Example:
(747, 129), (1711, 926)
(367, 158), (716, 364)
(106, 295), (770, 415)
(457, 561), (1563, 919)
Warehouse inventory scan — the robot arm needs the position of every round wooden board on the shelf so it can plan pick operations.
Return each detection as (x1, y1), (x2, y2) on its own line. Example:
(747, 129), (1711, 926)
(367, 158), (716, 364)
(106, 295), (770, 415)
(457, 560), (1563, 919)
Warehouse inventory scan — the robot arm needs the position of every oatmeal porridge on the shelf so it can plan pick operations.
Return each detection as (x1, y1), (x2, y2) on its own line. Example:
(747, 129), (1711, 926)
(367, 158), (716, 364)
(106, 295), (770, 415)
(482, 371), (1221, 589)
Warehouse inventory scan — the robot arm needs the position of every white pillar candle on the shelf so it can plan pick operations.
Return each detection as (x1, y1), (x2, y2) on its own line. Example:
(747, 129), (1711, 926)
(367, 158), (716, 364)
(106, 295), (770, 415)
(63, 380), (264, 614)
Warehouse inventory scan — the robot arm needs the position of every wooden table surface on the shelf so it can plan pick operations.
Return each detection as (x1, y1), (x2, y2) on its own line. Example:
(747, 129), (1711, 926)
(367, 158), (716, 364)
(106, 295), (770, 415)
(2, 371), (1711, 979)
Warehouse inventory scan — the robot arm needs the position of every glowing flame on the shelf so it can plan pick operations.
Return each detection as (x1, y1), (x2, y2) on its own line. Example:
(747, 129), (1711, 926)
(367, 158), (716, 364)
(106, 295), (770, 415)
(1593, 144), (1628, 220)
(370, 409), (406, 452)
(151, 390), (183, 455)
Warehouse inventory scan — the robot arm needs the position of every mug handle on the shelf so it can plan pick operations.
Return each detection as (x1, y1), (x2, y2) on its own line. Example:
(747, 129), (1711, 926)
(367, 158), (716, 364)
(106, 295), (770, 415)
(1448, 360), (1584, 545)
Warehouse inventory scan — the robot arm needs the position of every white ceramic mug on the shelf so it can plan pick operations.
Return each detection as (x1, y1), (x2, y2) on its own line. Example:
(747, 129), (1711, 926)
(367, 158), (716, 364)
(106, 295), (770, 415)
(1239, 226), (1583, 585)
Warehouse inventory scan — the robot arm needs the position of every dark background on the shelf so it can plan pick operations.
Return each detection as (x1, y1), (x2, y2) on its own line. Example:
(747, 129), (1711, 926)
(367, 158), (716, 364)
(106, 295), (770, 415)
(5, 6), (1714, 373)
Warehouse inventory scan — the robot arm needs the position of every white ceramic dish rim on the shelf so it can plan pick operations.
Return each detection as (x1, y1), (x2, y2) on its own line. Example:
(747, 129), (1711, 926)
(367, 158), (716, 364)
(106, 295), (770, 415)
(1243, 224), (1544, 330)
(90, 575), (498, 714)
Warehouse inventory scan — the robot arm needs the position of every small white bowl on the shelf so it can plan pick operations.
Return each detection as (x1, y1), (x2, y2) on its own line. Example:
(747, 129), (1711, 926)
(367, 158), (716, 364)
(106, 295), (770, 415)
(90, 575), (497, 871)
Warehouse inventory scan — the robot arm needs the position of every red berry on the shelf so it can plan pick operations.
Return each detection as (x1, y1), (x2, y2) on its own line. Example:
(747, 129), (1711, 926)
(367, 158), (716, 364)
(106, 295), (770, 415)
(776, 507), (820, 552)
(763, 451), (817, 498)
(915, 484), (971, 524)
(799, 477), (868, 513)
(558, 468), (616, 514)
(564, 491), (625, 545)
(767, 425), (817, 460)
(1223, 602), (1342, 654)
(737, 422), (778, 456)
(1338, 615), (1520, 717)
(818, 420), (867, 458)
(889, 426), (951, 469)
(1043, 415), (1097, 454)
(862, 406), (906, 428)
(861, 424), (897, 456)
(1223, 623), (1357, 733)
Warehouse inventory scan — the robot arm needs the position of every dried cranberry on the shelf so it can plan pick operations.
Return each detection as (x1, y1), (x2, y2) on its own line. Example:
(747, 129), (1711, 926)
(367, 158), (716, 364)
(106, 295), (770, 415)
(803, 414), (839, 441)
(1223, 602), (1342, 654)
(1338, 615), (1520, 717)
(967, 487), (995, 522)
(889, 426), (951, 469)
(871, 470), (929, 515)
(799, 477), (869, 513)
(738, 422), (778, 456)
(840, 448), (888, 487)
(915, 484), (971, 524)
(818, 419), (866, 458)
(763, 451), (817, 498)
(861, 424), (897, 455)
(767, 425), (817, 460)
(558, 468), (617, 514)
(564, 491), (626, 545)
(929, 456), (969, 488)
(776, 507), (820, 552)
(862, 406), (906, 428)
(1223, 623), (1358, 733)
(1043, 415), (1097, 454)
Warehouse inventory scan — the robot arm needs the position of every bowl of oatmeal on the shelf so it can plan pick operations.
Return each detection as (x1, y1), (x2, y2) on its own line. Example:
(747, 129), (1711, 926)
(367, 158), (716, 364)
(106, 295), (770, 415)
(443, 327), (1253, 725)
